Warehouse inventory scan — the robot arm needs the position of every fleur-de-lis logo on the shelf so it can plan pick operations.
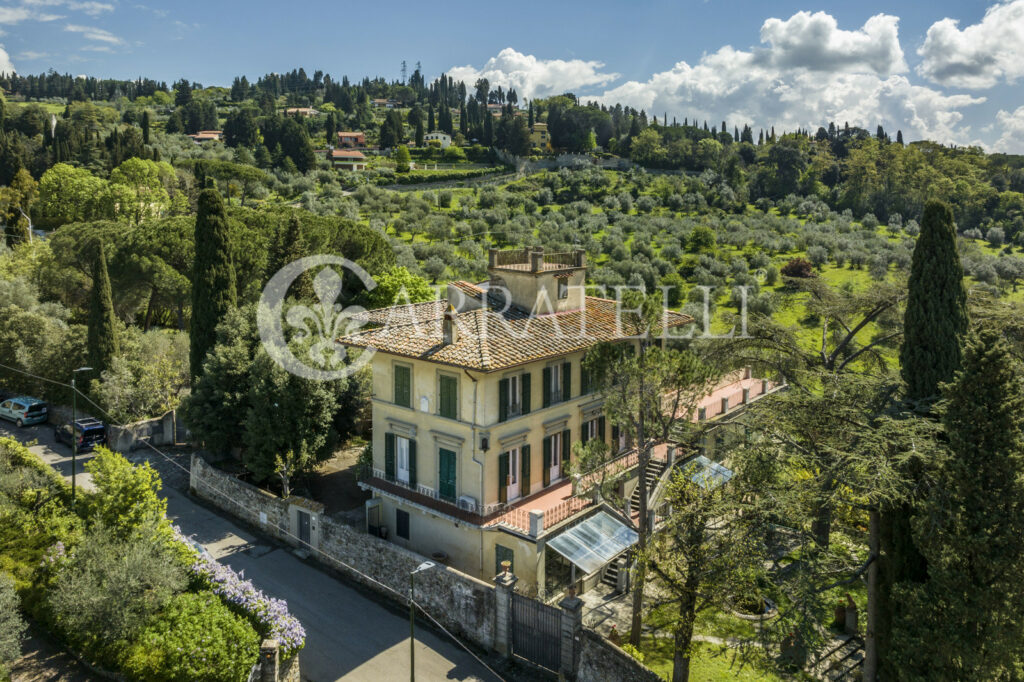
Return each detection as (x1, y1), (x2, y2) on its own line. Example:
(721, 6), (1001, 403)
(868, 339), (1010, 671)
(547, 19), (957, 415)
(258, 256), (377, 380)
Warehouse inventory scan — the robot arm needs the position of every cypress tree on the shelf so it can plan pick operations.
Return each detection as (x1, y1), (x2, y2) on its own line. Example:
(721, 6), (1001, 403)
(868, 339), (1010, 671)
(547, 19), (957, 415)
(880, 198), (969, 676)
(267, 213), (312, 300)
(415, 116), (424, 147)
(87, 241), (119, 377)
(892, 329), (1024, 678)
(190, 187), (237, 381)
(141, 110), (151, 145)
(427, 105), (435, 132)
(900, 200), (968, 401)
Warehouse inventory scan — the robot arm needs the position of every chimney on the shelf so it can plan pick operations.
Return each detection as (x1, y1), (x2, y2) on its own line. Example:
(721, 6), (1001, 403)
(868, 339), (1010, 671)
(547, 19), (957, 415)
(442, 304), (458, 345)
(530, 247), (544, 273)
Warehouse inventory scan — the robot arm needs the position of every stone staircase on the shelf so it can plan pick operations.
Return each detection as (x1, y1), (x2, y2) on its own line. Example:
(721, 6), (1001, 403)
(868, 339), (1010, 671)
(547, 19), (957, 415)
(601, 561), (620, 589)
(629, 458), (668, 520)
(812, 635), (864, 681)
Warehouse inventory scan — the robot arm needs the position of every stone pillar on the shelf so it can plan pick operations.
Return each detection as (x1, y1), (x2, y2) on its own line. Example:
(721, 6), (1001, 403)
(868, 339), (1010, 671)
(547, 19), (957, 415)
(530, 248), (544, 273)
(666, 445), (676, 467)
(493, 562), (517, 657)
(260, 639), (280, 682)
(488, 248), (498, 268)
(536, 541), (547, 600)
(558, 590), (583, 678)
(742, 387), (750, 404)
(528, 509), (544, 538)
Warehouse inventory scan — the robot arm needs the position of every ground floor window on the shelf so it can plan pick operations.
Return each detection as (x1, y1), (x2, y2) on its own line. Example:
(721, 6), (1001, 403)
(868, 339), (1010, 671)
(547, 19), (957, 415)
(396, 509), (410, 539)
(495, 544), (515, 575)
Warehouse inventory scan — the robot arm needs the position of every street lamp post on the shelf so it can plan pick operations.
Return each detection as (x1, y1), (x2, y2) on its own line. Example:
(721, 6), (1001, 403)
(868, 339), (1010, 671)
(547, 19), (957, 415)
(70, 366), (92, 504)
(409, 560), (435, 682)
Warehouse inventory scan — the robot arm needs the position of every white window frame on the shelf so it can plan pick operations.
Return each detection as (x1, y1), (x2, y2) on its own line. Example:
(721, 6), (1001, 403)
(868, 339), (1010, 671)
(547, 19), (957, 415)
(507, 374), (522, 417)
(586, 419), (599, 441)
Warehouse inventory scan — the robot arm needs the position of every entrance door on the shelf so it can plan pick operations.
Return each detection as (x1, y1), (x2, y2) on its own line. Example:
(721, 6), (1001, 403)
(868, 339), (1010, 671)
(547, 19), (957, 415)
(297, 510), (311, 545)
(438, 448), (457, 502)
(548, 432), (561, 484)
(396, 437), (410, 484)
(507, 447), (520, 501)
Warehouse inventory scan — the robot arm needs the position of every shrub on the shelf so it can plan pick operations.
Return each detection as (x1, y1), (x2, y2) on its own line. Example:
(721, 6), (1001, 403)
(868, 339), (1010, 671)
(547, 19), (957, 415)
(122, 592), (260, 682)
(437, 190), (453, 208)
(0, 573), (26, 679)
(780, 258), (816, 278)
(48, 524), (187, 657)
(806, 245), (829, 268)
(181, 529), (304, 657)
(764, 265), (779, 286)
(987, 227), (1006, 246)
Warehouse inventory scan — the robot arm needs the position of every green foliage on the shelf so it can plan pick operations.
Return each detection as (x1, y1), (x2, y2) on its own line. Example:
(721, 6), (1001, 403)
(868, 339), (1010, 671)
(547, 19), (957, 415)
(891, 330), (1024, 679)
(363, 266), (435, 309)
(393, 145), (412, 173)
(121, 591), (260, 682)
(47, 523), (187, 657)
(190, 187), (238, 381)
(899, 200), (968, 402)
(91, 329), (189, 423)
(86, 241), (119, 377)
(83, 448), (167, 536)
(0, 573), (26, 678)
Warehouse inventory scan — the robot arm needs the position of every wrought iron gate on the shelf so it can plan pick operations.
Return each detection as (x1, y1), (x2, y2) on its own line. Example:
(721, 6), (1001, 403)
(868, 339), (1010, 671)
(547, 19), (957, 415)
(511, 593), (561, 672)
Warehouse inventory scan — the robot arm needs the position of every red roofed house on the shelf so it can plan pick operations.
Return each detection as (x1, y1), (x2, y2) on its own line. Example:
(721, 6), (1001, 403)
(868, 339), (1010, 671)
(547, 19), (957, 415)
(336, 131), (366, 148)
(338, 247), (782, 598)
(188, 130), (223, 144)
(328, 148), (367, 171)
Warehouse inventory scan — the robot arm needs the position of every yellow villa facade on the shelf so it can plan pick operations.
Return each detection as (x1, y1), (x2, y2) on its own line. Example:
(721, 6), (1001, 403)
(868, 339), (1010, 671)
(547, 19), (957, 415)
(340, 247), (778, 598)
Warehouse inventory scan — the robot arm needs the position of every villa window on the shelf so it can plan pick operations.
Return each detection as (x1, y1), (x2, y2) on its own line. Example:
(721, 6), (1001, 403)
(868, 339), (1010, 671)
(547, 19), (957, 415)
(394, 364), (412, 408)
(543, 362), (572, 407)
(439, 374), (458, 420)
(498, 372), (531, 422)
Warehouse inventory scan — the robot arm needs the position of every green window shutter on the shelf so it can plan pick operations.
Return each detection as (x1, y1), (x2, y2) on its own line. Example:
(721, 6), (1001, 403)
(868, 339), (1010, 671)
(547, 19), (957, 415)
(408, 439), (417, 489)
(542, 437), (551, 487)
(498, 452), (509, 503)
(498, 378), (509, 422)
(495, 544), (514, 576)
(384, 433), (396, 481)
(439, 448), (456, 502)
(611, 424), (619, 451)
(440, 375), (457, 419)
(561, 429), (571, 476)
(562, 362), (572, 402)
(599, 416), (607, 446)
(542, 367), (552, 408)
(520, 444), (531, 497)
(394, 365), (411, 407)
(581, 421), (588, 445)
(581, 365), (591, 395)
(521, 373), (531, 414)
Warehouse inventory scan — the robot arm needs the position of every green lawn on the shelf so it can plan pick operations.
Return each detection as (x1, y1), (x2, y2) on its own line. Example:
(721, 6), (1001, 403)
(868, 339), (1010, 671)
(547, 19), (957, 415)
(639, 640), (783, 682)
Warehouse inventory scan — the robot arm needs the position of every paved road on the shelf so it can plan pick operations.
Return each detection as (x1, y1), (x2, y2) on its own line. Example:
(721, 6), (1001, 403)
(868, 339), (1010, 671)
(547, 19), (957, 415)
(0, 421), (497, 682)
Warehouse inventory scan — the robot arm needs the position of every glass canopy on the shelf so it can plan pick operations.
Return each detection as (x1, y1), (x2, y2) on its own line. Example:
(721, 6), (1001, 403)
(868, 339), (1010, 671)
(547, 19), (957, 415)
(547, 510), (639, 575)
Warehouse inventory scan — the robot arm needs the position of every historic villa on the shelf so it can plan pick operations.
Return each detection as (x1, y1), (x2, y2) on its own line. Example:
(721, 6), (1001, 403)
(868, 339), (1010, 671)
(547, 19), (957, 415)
(339, 247), (780, 598)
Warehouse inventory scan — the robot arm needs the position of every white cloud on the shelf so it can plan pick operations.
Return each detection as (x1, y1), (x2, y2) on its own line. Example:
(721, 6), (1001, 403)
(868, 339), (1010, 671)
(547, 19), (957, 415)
(16, 50), (50, 59)
(25, 0), (114, 16)
(917, 0), (1024, 89)
(64, 23), (124, 44)
(0, 44), (15, 74)
(448, 47), (619, 99)
(759, 11), (907, 76)
(994, 106), (1024, 152)
(0, 7), (33, 23)
(593, 11), (982, 145)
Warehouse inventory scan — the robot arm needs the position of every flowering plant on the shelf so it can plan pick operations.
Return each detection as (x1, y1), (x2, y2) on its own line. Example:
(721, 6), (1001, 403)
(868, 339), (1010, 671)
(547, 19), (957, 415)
(171, 525), (306, 656)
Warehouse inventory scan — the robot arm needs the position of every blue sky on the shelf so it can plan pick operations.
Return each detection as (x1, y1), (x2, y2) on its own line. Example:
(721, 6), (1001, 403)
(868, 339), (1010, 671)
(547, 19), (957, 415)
(3, 1), (1024, 151)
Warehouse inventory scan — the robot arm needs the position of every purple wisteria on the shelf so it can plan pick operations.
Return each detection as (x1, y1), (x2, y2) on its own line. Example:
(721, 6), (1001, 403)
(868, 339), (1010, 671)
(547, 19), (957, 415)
(171, 525), (306, 656)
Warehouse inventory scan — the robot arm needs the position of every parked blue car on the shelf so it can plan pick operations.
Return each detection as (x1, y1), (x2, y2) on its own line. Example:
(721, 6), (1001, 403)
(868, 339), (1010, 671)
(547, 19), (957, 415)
(54, 418), (107, 452)
(0, 396), (49, 427)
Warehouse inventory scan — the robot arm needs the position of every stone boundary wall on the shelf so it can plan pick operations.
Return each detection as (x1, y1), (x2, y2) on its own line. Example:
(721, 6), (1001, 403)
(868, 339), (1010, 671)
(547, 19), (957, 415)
(576, 629), (662, 682)
(190, 455), (496, 652)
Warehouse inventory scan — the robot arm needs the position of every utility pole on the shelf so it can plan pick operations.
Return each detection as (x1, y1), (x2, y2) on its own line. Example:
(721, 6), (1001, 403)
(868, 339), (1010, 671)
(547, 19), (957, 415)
(409, 561), (435, 682)
(70, 366), (92, 504)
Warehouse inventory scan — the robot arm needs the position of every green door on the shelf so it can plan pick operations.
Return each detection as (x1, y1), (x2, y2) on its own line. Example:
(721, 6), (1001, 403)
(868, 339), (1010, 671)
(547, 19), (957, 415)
(439, 448), (457, 502)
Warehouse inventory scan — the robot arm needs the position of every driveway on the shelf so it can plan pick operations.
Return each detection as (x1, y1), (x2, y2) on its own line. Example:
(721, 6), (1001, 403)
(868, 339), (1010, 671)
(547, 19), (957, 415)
(0, 421), (498, 682)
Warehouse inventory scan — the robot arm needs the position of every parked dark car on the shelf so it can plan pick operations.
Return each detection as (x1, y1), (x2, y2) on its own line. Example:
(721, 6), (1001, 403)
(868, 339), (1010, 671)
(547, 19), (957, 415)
(54, 418), (107, 452)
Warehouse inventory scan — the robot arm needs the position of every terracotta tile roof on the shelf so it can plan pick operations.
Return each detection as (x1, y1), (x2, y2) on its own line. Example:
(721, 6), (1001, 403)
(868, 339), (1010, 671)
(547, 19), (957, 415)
(450, 280), (485, 297)
(329, 149), (366, 159)
(341, 296), (693, 372)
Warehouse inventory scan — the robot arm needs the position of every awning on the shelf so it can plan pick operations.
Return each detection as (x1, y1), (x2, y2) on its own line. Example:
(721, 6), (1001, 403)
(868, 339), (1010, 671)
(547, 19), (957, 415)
(547, 510), (638, 575)
(687, 455), (734, 489)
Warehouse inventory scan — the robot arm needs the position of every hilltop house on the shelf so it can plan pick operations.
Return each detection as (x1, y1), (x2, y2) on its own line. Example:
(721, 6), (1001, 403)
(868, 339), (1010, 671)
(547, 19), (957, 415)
(285, 107), (320, 117)
(530, 122), (550, 149)
(336, 131), (366, 148)
(188, 130), (223, 144)
(423, 131), (452, 148)
(339, 248), (779, 598)
(328, 149), (367, 171)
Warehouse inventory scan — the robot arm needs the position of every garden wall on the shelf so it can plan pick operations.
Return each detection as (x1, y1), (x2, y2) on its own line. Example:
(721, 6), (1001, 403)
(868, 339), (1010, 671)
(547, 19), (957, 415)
(576, 629), (662, 682)
(107, 410), (179, 453)
(190, 455), (497, 652)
